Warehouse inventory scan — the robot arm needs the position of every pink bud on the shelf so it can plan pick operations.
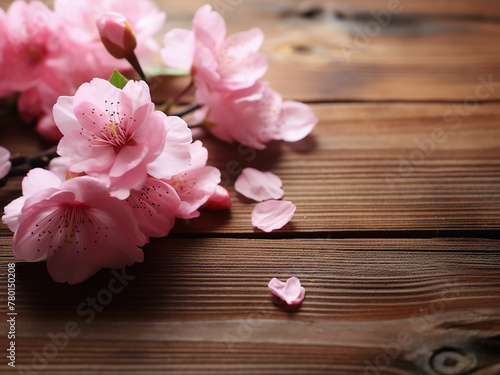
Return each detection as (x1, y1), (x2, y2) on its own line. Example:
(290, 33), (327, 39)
(96, 12), (137, 59)
(204, 186), (232, 210)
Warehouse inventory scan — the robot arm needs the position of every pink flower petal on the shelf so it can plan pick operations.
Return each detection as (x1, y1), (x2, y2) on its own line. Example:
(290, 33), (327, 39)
(22, 168), (62, 196)
(192, 5), (226, 51)
(161, 28), (195, 70)
(268, 277), (305, 305)
(2, 169), (63, 233)
(0, 146), (11, 180)
(251, 200), (296, 233)
(235, 168), (284, 202)
(167, 141), (221, 219)
(278, 100), (318, 142)
(127, 177), (180, 238)
(147, 114), (192, 179)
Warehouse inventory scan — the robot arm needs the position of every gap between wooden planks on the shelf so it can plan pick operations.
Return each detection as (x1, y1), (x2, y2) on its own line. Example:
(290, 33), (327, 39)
(0, 237), (499, 374)
(2, 102), (500, 235)
(174, 102), (500, 234)
(1, 238), (498, 322)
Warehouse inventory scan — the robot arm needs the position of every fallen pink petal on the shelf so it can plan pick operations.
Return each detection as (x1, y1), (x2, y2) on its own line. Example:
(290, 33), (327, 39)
(235, 168), (284, 202)
(268, 277), (305, 305)
(251, 200), (296, 232)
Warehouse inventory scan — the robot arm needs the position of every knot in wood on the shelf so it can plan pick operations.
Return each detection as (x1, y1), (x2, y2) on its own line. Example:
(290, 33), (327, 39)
(430, 348), (476, 375)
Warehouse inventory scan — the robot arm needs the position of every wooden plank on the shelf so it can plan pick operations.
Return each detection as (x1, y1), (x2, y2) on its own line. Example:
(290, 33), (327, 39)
(3, 0), (500, 20)
(6, 322), (500, 374)
(178, 102), (500, 234)
(150, 7), (500, 102)
(2, 103), (500, 234)
(1, 238), (499, 373)
(1, 238), (499, 321)
(2, 1), (500, 102)
(154, 0), (500, 102)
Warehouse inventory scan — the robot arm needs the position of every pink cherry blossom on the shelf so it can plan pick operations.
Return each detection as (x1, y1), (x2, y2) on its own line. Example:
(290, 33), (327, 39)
(195, 81), (318, 149)
(2, 170), (146, 284)
(2, 168), (65, 233)
(165, 141), (221, 219)
(204, 185), (232, 210)
(0, 146), (11, 180)
(25, 46), (121, 141)
(0, 1), (66, 98)
(55, 0), (165, 69)
(162, 4), (267, 91)
(54, 78), (190, 199)
(97, 12), (137, 59)
(251, 200), (296, 232)
(268, 277), (305, 305)
(235, 168), (284, 202)
(126, 176), (180, 239)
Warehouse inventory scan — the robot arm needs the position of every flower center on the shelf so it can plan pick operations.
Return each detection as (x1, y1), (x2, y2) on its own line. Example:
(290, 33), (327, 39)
(100, 121), (128, 147)
(25, 44), (47, 64)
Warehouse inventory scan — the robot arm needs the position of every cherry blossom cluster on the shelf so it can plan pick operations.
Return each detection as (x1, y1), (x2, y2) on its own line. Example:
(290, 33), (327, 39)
(1, 2), (318, 285)
(0, 0), (165, 141)
(162, 5), (318, 149)
(2, 78), (227, 284)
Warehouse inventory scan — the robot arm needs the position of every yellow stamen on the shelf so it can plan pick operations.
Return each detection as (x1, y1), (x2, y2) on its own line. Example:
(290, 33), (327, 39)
(108, 123), (118, 136)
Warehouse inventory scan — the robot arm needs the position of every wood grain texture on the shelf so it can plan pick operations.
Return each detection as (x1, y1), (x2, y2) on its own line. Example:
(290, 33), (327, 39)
(2, 102), (500, 234)
(154, 0), (500, 102)
(0, 238), (499, 374)
(3, 103), (500, 235)
(0, 1), (499, 374)
(176, 102), (500, 234)
(1, 238), (500, 322)
(2, 1), (500, 101)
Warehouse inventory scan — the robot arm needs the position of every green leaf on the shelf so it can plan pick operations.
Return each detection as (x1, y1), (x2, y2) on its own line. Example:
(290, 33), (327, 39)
(109, 69), (129, 89)
(143, 66), (190, 77)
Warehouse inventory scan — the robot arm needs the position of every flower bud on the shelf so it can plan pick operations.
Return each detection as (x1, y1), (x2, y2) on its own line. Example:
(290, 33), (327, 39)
(204, 186), (232, 210)
(96, 12), (137, 59)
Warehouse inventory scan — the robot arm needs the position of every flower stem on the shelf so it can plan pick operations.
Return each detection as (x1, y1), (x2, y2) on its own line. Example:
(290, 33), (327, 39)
(126, 52), (148, 84)
(171, 80), (195, 106)
(2, 146), (58, 183)
(171, 103), (202, 117)
(157, 80), (195, 115)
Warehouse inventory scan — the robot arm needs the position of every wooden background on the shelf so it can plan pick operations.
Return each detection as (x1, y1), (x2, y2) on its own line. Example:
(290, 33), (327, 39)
(1, 0), (500, 374)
